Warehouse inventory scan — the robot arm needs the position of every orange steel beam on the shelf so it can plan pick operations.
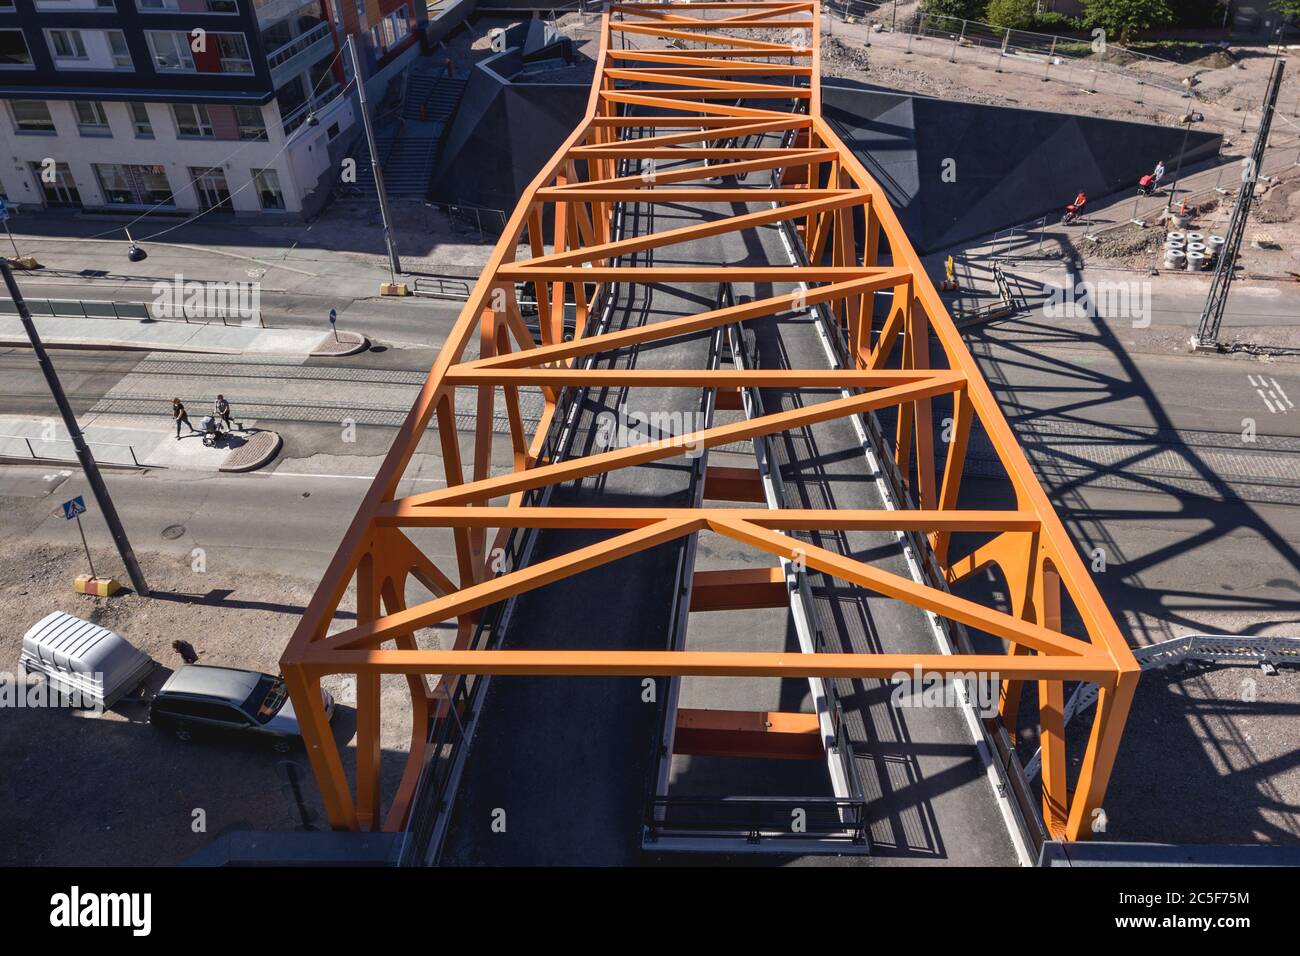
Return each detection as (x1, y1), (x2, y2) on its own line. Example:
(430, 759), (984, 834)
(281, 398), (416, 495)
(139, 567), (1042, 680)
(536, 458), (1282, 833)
(702, 465), (766, 502)
(282, 0), (1137, 845)
(673, 708), (823, 760)
(690, 567), (787, 611)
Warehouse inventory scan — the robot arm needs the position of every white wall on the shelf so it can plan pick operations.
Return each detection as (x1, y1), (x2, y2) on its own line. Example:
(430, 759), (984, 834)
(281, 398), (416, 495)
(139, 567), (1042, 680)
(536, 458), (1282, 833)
(0, 100), (309, 213)
(280, 89), (355, 208)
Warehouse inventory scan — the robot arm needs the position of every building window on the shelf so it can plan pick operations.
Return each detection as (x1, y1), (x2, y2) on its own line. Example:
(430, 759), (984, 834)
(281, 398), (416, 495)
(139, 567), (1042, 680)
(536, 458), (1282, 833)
(172, 103), (214, 138)
(252, 168), (284, 210)
(130, 102), (153, 138)
(73, 101), (111, 136)
(147, 31), (196, 72)
(138, 0), (236, 10)
(380, 8), (409, 50)
(48, 29), (89, 61)
(108, 31), (133, 70)
(10, 100), (55, 133)
(235, 106), (267, 141)
(95, 163), (173, 206)
(0, 29), (33, 68)
(31, 161), (81, 207)
(216, 34), (252, 74)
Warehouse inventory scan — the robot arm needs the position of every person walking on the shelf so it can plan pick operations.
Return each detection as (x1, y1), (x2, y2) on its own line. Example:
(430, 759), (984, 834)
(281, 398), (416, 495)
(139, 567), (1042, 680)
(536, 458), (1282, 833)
(172, 398), (193, 440)
(1153, 160), (1166, 187)
(213, 394), (233, 432)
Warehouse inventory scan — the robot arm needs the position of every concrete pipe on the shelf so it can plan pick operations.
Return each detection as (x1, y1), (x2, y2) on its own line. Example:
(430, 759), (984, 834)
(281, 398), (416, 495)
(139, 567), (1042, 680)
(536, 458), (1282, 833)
(1186, 251), (1208, 271)
(1164, 248), (1187, 269)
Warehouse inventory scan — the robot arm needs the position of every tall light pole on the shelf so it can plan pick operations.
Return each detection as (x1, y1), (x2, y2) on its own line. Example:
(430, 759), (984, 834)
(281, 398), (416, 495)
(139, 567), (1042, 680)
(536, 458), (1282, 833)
(1164, 109), (1203, 216)
(346, 33), (402, 281)
(1, 259), (149, 595)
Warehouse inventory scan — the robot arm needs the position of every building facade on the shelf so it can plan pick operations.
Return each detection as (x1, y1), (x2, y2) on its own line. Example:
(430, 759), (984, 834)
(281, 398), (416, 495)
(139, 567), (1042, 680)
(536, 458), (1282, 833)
(0, 0), (420, 216)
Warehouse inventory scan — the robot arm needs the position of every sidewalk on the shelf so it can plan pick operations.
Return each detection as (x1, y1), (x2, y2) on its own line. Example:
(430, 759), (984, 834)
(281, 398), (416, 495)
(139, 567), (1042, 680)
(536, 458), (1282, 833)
(0, 314), (359, 356)
(0, 413), (282, 471)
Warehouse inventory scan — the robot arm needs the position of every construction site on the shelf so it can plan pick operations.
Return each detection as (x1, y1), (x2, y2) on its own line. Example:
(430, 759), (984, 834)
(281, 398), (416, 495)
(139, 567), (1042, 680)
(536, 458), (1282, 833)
(0, 0), (1298, 903)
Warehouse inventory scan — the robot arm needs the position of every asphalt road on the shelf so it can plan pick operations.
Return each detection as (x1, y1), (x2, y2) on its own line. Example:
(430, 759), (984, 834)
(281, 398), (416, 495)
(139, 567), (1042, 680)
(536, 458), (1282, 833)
(1, 275), (1297, 853)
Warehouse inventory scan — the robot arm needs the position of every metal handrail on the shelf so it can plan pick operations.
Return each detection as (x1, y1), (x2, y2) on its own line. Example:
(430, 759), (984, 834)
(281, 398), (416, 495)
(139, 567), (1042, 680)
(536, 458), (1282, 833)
(428, 201), (509, 243)
(0, 295), (265, 327)
(0, 434), (142, 467)
(412, 276), (472, 300)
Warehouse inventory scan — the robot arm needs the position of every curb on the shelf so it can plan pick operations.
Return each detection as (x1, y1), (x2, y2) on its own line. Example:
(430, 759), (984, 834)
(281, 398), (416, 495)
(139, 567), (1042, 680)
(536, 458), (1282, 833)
(310, 330), (370, 357)
(219, 430), (283, 473)
(0, 338), (241, 355)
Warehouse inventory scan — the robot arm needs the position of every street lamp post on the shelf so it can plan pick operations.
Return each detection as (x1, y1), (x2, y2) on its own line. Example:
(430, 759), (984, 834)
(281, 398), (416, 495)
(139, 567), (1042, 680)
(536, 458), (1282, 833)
(347, 34), (403, 281)
(1, 259), (149, 595)
(1165, 111), (1202, 216)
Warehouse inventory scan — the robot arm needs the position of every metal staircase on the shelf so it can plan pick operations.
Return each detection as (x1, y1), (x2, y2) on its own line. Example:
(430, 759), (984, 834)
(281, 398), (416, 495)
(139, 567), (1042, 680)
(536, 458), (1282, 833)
(342, 70), (469, 199)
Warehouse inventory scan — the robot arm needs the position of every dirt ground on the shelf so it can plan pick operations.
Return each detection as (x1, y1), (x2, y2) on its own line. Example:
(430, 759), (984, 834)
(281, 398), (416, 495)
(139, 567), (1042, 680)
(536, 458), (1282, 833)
(1078, 164), (1300, 279)
(0, 534), (420, 866)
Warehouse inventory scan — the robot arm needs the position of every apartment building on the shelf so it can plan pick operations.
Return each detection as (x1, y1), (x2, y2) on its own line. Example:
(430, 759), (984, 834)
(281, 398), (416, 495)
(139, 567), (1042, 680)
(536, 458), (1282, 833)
(0, 0), (421, 216)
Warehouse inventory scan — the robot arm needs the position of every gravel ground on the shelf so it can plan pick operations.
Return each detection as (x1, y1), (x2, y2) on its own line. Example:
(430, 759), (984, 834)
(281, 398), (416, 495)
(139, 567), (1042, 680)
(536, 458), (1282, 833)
(0, 534), (424, 866)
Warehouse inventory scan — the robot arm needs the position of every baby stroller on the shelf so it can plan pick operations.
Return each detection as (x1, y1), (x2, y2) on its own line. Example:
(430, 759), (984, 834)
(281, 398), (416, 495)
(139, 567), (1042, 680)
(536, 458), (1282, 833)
(199, 415), (225, 448)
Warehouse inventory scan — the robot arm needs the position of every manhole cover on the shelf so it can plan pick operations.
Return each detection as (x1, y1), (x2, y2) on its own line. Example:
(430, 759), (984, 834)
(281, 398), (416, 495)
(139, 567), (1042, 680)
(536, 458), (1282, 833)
(161, 524), (186, 540)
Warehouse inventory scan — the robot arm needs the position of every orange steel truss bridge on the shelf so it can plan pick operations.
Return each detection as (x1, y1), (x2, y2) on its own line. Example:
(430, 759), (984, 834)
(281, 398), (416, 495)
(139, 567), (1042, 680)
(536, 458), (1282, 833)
(283, 0), (1138, 865)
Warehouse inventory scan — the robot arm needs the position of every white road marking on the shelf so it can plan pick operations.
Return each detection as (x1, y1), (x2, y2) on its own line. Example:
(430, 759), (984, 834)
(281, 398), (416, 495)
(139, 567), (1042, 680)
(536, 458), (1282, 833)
(258, 470), (446, 484)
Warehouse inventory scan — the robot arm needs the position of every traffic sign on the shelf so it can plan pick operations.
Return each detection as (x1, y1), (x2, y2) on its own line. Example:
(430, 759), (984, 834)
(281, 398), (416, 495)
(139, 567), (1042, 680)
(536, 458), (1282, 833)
(0, 199), (9, 224)
(61, 495), (86, 521)
(328, 308), (337, 325)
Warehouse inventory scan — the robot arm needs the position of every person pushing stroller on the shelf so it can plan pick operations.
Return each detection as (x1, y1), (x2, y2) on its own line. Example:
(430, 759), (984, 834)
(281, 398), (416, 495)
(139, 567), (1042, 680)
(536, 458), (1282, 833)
(213, 394), (234, 432)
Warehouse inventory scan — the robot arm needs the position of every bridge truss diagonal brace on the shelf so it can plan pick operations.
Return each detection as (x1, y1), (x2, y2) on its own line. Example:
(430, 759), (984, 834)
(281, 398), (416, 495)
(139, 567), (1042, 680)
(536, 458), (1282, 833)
(280, 0), (1139, 846)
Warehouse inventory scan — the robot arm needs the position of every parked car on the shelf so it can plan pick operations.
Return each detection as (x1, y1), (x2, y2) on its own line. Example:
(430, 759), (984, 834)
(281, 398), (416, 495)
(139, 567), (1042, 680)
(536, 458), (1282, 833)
(149, 665), (334, 752)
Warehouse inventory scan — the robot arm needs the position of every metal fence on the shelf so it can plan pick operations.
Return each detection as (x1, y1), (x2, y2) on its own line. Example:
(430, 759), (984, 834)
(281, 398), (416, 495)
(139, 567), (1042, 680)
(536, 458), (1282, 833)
(426, 201), (509, 243)
(0, 295), (265, 327)
(822, 0), (1275, 134)
(0, 434), (143, 467)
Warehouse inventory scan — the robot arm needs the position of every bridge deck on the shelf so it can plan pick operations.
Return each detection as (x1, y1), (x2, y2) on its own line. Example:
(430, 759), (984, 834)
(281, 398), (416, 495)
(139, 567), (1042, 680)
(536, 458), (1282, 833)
(439, 129), (1017, 866)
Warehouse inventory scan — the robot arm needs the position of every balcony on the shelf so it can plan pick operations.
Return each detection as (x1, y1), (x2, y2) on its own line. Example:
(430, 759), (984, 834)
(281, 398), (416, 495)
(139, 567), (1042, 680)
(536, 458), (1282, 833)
(267, 21), (332, 88)
(253, 0), (324, 30)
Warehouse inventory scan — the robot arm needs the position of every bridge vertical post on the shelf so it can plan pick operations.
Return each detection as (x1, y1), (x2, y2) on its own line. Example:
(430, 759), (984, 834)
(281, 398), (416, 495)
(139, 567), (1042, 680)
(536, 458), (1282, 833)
(1065, 666), (1139, 840)
(1036, 559), (1068, 836)
(354, 551), (384, 831)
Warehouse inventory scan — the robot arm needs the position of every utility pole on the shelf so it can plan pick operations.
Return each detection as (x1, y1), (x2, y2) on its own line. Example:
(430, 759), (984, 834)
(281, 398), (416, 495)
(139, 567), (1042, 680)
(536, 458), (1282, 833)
(1, 260), (149, 595)
(1194, 58), (1285, 352)
(347, 33), (402, 281)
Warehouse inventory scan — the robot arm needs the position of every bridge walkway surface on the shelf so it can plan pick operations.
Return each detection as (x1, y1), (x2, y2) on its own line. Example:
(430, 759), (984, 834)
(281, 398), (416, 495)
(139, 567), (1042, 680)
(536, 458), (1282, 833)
(742, 307), (1021, 865)
(437, 114), (811, 866)
(433, 114), (1021, 865)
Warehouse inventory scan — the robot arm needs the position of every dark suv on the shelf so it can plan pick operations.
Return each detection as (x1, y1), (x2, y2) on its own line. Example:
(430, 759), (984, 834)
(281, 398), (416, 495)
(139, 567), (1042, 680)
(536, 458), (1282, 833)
(149, 665), (335, 751)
